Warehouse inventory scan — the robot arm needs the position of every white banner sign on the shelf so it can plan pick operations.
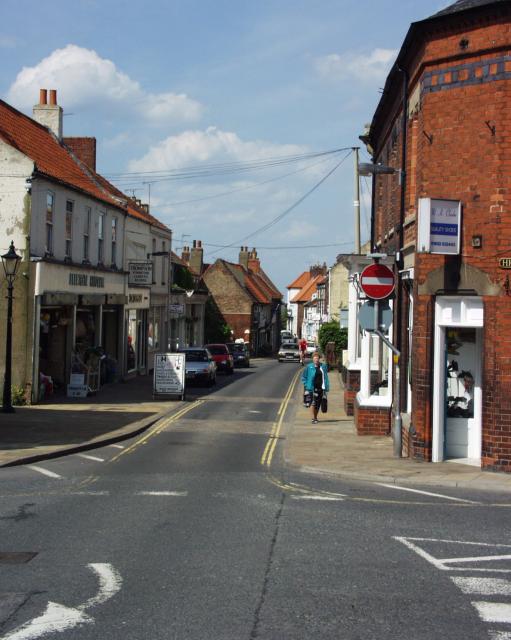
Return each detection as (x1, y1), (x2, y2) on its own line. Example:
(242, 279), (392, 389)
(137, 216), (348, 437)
(128, 261), (153, 286)
(418, 198), (461, 255)
(153, 353), (185, 397)
(169, 303), (185, 315)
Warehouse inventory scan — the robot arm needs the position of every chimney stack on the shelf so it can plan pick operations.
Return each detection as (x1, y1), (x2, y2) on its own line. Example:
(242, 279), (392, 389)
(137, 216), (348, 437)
(63, 137), (97, 172)
(181, 246), (191, 264)
(248, 247), (260, 274)
(33, 88), (63, 140)
(239, 246), (249, 270)
(190, 240), (203, 274)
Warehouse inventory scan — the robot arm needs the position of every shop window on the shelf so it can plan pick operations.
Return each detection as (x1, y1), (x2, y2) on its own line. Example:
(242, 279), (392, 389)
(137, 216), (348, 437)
(161, 241), (166, 284)
(98, 211), (105, 263)
(152, 238), (157, 283)
(148, 307), (161, 351)
(46, 191), (54, 255)
(111, 218), (117, 267)
(65, 200), (73, 259)
(83, 206), (91, 262)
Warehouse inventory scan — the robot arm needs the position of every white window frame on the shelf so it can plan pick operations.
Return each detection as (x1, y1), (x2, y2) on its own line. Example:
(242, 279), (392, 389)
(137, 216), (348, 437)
(46, 191), (54, 255)
(65, 199), (74, 259)
(83, 206), (91, 262)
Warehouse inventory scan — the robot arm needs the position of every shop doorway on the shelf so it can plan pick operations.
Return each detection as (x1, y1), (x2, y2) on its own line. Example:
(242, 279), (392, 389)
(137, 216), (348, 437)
(432, 297), (483, 464)
(126, 309), (147, 374)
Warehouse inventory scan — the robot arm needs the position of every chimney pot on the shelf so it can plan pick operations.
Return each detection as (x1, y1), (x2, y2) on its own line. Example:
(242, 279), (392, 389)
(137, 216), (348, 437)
(193, 240), (197, 248)
(49, 89), (57, 105)
(39, 89), (48, 105)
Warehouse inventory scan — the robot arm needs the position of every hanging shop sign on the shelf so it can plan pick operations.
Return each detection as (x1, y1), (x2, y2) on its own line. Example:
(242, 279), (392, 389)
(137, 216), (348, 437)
(153, 353), (185, 399)
(128, 261), (153, 286)
(417, 198), (461, 255)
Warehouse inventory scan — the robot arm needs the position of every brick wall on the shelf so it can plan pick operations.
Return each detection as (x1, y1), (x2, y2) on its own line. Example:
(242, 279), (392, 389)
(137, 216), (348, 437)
(63, 137), (96, 171)
(369, 6), (511, 470)
(354, 397), (391, 436)
(343, 369), (360, 416)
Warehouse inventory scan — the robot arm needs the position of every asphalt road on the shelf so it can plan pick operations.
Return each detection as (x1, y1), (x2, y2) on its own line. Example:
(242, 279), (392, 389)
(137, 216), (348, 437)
(1, 359), (511, 640)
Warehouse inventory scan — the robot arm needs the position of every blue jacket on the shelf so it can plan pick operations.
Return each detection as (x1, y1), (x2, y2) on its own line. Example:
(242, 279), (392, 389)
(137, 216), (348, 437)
(302, 362), (329, 393)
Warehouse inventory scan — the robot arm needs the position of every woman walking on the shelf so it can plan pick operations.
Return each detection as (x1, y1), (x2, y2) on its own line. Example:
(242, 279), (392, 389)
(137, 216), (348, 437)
(301, 351), (329, 424)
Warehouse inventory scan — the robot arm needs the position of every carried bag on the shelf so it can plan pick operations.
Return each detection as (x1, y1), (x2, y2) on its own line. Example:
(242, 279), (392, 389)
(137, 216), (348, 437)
(321, 393), (328, 413)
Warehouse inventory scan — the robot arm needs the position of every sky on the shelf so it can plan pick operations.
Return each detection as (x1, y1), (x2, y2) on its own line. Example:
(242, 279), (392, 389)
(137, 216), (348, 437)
(0, 0), (450, 293)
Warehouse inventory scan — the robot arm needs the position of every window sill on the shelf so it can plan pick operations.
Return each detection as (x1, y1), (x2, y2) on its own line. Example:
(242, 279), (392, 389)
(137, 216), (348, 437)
(356, 392), (393, 408)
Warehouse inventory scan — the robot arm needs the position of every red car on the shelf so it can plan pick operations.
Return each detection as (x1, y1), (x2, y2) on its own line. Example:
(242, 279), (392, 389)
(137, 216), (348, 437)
(205, 344), (234, 374)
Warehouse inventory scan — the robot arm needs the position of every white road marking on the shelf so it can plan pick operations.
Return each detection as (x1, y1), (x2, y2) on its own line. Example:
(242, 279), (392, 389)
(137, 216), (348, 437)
(489, 631), (511, 640)
(248, 410), (262, 414)
(452, 577), (511, 595)
(291, 495), (344, 501)
(2, 602), (92, 639)
(135, 491), (188, 496)
(28, 465), (62, 479)
(68, 491), (110, 496)
(472, 602), (511, 624)
(107, 444), (124, 449)
(2, 563), (121, 639)
(395, 537), (511, 573)
(76, 453), (105, 462)
(80, 563), (122, 610)
(377, 483), (477, 504)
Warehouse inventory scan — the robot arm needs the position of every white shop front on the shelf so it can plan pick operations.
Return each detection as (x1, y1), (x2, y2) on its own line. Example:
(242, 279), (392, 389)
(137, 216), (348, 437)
(33, 260), (127, 401)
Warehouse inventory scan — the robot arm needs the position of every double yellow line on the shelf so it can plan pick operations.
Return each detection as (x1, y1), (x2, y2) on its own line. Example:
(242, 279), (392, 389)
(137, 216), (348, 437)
(110, 399), (204, 463)
(260, 370), (301, 468)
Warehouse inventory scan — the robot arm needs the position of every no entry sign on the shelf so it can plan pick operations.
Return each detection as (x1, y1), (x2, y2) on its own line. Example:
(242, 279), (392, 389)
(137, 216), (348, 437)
(360, 263), (395, 300)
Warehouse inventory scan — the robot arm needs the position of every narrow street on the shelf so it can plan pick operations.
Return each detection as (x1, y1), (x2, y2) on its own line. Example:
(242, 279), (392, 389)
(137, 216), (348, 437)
(1, 360), (510, 640)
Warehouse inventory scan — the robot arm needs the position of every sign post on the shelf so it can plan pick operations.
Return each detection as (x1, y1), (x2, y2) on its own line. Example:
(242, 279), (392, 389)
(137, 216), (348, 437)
(153, 353), (186, 400)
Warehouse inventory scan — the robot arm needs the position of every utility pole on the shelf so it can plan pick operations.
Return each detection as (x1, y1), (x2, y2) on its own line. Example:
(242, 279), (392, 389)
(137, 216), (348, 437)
(353, 147), (361, 254)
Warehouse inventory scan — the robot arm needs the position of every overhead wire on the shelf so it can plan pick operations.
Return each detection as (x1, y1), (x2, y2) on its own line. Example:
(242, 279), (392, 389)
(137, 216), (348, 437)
(207, 148), (353, 258)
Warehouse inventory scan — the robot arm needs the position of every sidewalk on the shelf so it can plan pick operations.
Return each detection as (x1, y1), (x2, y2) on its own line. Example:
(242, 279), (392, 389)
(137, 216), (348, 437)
(0, 375), (181, 467)
(284, 370), (511, 492)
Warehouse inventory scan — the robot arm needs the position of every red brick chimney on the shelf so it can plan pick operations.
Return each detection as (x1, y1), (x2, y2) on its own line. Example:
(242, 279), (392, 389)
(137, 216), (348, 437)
(33, 88), (63, 139)
(181, 245), (191, 264)
(63, 137), (97, 172)
(248, 248), (260, 274)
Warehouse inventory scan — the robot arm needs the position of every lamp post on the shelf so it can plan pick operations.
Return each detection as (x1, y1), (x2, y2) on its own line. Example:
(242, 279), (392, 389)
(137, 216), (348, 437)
(2, 241), (22, 413)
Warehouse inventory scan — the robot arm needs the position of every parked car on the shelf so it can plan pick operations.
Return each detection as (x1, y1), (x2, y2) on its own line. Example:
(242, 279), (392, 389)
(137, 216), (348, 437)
(306, 341), (317, 356)
(205, 343), (234, 374)
(226, 342), (250, 367)
(281, 330), (294, 342)
(278, 341), (301, 362)
(178, 347), (216, 386)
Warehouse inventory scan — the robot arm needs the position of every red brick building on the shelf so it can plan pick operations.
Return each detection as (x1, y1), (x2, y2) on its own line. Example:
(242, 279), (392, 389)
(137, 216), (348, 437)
(355, 0), (511, 471)
(202, 248), (282, 354)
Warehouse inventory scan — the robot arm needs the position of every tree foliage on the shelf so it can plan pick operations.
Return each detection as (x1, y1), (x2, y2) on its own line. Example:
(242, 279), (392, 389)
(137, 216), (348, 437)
(204, 297), (232, 343)
(318, 321), (347, 356)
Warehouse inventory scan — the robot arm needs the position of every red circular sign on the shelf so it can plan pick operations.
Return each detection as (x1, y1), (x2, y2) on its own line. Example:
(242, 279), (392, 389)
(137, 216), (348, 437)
(360, 263), (395, 300)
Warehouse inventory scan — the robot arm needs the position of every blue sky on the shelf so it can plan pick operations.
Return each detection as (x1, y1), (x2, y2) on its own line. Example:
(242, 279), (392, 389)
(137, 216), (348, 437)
(1, 0), (448, 292)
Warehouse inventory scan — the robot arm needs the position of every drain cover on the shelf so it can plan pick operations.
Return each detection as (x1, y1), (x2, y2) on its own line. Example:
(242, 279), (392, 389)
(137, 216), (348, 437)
(0, 552), (37, 564)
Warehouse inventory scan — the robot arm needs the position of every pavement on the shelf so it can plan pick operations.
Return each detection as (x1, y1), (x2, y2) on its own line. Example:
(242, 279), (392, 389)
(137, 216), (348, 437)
(1, 363), (511, 492)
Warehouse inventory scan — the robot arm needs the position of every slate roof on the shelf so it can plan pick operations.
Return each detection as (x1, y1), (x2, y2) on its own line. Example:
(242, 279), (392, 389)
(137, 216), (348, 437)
(432, 0), (507, 17)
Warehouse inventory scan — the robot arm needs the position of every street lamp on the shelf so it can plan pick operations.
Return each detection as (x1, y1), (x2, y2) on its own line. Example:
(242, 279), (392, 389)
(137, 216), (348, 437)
(2, 241), (22, 413)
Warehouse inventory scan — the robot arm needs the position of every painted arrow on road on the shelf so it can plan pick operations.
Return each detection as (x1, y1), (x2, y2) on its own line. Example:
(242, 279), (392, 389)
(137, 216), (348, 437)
(2, 563), (122, 639)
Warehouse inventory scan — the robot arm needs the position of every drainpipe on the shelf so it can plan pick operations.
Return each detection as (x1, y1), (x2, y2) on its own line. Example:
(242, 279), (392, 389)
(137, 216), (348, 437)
(394, 65), (409, 457)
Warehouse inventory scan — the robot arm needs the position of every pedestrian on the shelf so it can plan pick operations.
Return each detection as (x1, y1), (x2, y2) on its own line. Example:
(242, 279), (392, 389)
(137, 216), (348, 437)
(298, 337), (307, 366)
(301, 351), (329, 424)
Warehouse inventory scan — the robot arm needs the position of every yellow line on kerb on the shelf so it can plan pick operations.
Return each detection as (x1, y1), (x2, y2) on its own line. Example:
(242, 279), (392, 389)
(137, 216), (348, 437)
(110, 400), (204, 463)
(260, 369), (301, 468)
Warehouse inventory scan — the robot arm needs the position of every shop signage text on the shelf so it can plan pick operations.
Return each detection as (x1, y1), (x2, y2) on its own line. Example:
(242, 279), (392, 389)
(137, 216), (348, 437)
(128, 261), (153, 285)
(417, 198), (461, 255)
(69, 273), (105, 288)
(170, 303), (185, 315)
(153, 353), (185, 398)
(499, 258), (511, 269)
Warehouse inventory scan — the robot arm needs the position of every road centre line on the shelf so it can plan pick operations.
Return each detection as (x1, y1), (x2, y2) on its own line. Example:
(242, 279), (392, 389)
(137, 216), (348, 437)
(261, 370), (301, 467)
(109, 400), (204, 462)
(376, 483), (479, 504)
(135, 491), (188, 496)
(76, 454), (105, 462)
(28, 465), (62, 479)
(292, 495), (344, 501)
(107, 444), (124, 449)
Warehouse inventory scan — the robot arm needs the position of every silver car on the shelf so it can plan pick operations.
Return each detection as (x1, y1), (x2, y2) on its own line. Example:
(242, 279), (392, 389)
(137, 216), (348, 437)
(178, 347), (217, 386)
(278, 341), (300, 362)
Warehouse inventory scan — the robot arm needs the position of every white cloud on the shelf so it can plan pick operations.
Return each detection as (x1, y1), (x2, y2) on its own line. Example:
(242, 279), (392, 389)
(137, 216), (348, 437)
(128, 126), (306, 172)
(315, 48), (397, 83)
(7, 44), (203, 124)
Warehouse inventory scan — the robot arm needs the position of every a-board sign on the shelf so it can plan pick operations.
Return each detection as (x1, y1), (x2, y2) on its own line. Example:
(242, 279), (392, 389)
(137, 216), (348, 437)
(67, 385), (88, 398)
(153, 353), (186, 397)
(360, 263), (395, 300)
